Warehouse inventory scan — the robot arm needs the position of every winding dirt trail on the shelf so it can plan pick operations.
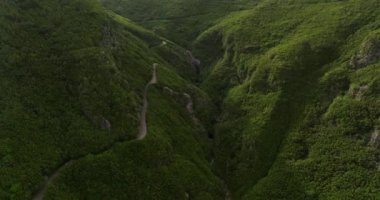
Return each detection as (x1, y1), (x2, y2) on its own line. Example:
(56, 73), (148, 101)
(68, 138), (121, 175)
(163, 86), (200, 124)
(137, 63), (158, 140)
(32, 64), (158, 200)
(32, 161), (74, 200)
(32, 64), (202, 200)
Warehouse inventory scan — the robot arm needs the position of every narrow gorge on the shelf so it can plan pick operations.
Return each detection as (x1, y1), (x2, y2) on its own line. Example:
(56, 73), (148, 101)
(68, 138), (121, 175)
(0, 0), (379, 200)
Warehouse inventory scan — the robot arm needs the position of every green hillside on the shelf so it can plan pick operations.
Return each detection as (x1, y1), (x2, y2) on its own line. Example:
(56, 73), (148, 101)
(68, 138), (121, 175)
(100, 0), (257, 47)
(194, 0), (380, 199)
(1, 0), (380, 199)
(0, 0), (222, 199)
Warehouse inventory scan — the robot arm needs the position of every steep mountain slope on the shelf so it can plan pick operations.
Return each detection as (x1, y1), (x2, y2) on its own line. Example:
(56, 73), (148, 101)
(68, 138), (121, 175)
(1, 0), (380, 200)
(0, 0), (223, 199)
(100, 0), (257, 47)
(193, 0), (380, 199)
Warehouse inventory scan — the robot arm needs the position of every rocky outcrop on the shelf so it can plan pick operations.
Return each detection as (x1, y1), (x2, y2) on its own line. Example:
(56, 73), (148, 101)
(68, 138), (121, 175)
(99, 117), (112, 131)
(350, 36), (380, 69)
(369, 128), (380, 148)
(348, 85), (369, 100)
(350, 53), (380, 69)
(83, 110), (112, 131)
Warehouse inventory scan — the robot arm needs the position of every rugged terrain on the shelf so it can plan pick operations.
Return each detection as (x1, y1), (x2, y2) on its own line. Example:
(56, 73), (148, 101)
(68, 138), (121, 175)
(1, 0), (380, 199)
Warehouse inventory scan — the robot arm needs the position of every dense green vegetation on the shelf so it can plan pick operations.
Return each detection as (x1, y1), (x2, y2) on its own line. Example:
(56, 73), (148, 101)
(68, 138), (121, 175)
(193, 0), (380, 199)
(0, 0), (222, 199)
(1, 0), (380, 199)
(100, 0), (257, 47)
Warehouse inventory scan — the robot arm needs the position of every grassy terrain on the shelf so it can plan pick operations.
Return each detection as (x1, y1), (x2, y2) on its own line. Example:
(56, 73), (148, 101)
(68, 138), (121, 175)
(1, 0), (380, 199)
(0, 0), (222, 199)
(193, 0), (380, 199)
(100, 0), (257, 47)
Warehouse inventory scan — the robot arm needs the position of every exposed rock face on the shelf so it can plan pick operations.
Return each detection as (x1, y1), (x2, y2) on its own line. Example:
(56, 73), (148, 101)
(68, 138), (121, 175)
(369, 128), (380, 148)
(350, 53), (380, 69)
(82, 110), (112, 131)
(99, 117), (112, 131)
(348, 85), (369, 100)
(350, 37), (380, 69)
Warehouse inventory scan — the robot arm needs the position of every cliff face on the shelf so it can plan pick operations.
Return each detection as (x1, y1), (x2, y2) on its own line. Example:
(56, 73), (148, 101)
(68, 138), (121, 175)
(194, 1), (380, 199)
(1, 0), (380, 199)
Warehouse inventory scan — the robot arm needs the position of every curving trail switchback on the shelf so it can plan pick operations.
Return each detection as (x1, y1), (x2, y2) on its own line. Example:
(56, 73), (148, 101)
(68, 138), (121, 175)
(137, 63), (158, 140)
(32, 63), (158, 200)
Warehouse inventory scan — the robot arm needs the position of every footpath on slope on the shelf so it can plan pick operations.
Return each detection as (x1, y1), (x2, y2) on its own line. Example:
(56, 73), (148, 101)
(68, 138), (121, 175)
(32, 64), (158, 200)
(137, 63), (158, 140)
(163, 86), (200, 125)
(32, 63), (202, 200)
(32, 161), (73, 200)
